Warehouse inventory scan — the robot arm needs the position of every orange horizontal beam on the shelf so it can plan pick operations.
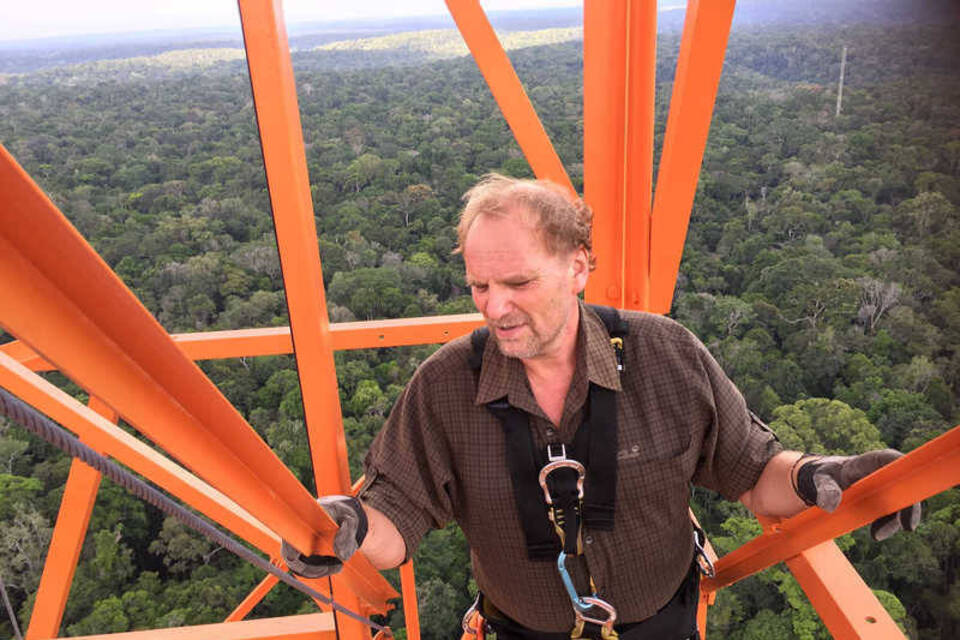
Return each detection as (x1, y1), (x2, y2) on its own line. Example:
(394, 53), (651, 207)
(649, 0), (736, 313)
(68, 612), (335, 640)
(703, 424), (960, 592)
(446, 0), (575, 196)
(4, 314), (484, 373)
(787, 540), (905, 640)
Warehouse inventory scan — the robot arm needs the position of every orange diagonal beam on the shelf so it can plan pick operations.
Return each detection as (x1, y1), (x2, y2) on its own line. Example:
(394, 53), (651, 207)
(0, 143), (328, 553)
(226, 573), (281, 622)
(238, 1), (392, 632)
(787, 540), (905, 639)
(649, 0), (736, 313)
(703, 424), (960, 592)
(0, 352), (277, 554)
(400, 562), (422, 640)
(0, 144), (395, 610)
(25, 397), (114, 640)
(239, 0), (351, 497)
(446, 0), (575, 196)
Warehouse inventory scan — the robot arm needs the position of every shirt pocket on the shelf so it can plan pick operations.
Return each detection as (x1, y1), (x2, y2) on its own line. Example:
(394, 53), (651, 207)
(616, 440), (695, 510)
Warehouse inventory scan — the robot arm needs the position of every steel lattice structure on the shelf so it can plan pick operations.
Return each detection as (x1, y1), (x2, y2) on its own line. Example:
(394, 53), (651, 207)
(0, 1), (957, 639)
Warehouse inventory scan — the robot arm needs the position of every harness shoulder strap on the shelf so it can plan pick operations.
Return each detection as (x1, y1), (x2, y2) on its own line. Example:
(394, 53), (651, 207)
(469, 327), (489, 372)
(586, 304), (629, 339)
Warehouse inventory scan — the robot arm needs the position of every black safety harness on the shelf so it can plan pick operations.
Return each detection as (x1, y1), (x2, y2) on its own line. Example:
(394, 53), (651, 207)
(466, 305), (715, 640)
(469, 304), (627, 639)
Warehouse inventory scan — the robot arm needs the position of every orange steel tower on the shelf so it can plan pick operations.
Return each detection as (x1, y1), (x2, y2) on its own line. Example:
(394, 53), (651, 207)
(0, 1), (957, 639)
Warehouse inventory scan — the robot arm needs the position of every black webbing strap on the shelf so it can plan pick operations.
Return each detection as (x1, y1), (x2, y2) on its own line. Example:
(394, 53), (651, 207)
(487, 398), (561, 559)
(581, 384), (617, 530)
(586, 304), (629, 342)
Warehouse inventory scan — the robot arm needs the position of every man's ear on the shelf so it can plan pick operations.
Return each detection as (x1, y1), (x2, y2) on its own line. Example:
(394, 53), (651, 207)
(569, 247), (590, 293)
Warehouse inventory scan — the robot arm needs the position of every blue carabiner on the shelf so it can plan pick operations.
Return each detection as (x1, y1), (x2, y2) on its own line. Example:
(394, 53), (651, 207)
(557, 551), (593, 613)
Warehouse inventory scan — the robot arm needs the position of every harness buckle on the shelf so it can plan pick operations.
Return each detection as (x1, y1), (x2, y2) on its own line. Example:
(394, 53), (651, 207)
(538, 459), (586, 505)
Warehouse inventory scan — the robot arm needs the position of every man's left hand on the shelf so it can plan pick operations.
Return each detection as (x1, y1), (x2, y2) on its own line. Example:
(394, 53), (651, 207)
(795, 449), (922, 541)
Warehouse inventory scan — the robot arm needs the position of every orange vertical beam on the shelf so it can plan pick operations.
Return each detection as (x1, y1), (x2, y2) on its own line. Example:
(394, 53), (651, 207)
(786, 541), (905, 640)
(25, 397), (115, 640)
(622, 0), (657, 311)
(648, 0), (736, 313)
(445, 0), (575, 196)
(399, 562), (422, 640)
(226, 573), (281, 622)
(583, 0), (627, 306)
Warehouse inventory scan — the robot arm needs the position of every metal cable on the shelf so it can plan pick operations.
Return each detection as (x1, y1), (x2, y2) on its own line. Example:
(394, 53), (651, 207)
(0, 387), (384, 632)
(0, 571), (24, 640)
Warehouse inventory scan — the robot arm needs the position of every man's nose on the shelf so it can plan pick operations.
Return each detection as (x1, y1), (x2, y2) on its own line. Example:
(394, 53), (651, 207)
(484, 286), (513, 320)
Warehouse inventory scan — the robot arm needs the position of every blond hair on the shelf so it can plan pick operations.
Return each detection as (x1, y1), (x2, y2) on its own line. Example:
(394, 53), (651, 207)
(454, 173), (596, 270)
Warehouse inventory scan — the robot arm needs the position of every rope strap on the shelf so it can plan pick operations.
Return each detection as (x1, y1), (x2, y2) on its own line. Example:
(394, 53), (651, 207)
(0, 387), (385, 633)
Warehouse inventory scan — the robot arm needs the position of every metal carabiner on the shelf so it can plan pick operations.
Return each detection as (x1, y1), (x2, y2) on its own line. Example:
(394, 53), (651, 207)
(557, 551), (592, 613)
(461, 595), (482, 636)
(693, 528), (716, 578)
(574, 596), (618, 639)
(538, 458), (586, 505)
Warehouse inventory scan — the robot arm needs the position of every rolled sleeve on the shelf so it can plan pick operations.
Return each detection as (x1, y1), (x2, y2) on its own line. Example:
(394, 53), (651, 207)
(691, 340), (783, 501)
(357, 362), (455, 561)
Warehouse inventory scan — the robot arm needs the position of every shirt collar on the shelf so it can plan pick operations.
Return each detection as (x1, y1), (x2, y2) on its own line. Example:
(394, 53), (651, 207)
(474, 300), (622, 407)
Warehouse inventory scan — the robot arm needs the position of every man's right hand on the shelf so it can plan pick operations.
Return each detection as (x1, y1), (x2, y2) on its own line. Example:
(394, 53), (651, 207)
(282, 495), (369, 578)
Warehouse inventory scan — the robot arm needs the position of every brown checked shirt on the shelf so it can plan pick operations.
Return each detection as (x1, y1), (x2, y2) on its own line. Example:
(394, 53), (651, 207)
(359, 303), (781, 631)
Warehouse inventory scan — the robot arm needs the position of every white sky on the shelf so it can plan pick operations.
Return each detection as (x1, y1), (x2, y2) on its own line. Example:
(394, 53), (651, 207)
(0, 0), (582, 43)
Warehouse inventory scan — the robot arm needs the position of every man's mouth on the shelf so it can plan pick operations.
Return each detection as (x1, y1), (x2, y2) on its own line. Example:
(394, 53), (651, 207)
(493, 323), (524, 338)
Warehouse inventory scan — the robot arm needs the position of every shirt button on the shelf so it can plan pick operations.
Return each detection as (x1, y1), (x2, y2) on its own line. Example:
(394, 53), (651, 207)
(546, 427), (556, 438)
(584, 535), (594, 545)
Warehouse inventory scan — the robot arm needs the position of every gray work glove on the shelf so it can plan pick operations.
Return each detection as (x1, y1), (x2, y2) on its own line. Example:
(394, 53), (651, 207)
(281, 495), (368, 578)
(795, 449), (922, 541)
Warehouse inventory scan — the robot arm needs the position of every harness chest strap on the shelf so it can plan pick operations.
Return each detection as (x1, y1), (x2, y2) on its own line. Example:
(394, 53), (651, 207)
(470, 305), (627, 639)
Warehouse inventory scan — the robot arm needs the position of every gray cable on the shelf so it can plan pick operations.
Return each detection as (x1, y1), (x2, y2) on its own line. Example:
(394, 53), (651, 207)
(0, 387), (384, 633)
(0, 571), (24, 640)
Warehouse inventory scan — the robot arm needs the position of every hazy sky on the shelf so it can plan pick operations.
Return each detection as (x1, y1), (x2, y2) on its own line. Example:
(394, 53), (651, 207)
(0, 0), (582, 42)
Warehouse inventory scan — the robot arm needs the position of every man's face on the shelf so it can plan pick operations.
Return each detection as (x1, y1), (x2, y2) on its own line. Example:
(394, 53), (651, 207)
(463, 209), (588, 361)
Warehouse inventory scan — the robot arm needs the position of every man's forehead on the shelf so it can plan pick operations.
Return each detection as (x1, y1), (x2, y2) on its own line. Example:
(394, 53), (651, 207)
(465, 264), (541, 284)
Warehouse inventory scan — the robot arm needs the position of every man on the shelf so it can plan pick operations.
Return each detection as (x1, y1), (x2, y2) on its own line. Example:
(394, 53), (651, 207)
(283, 174), (920, 639)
